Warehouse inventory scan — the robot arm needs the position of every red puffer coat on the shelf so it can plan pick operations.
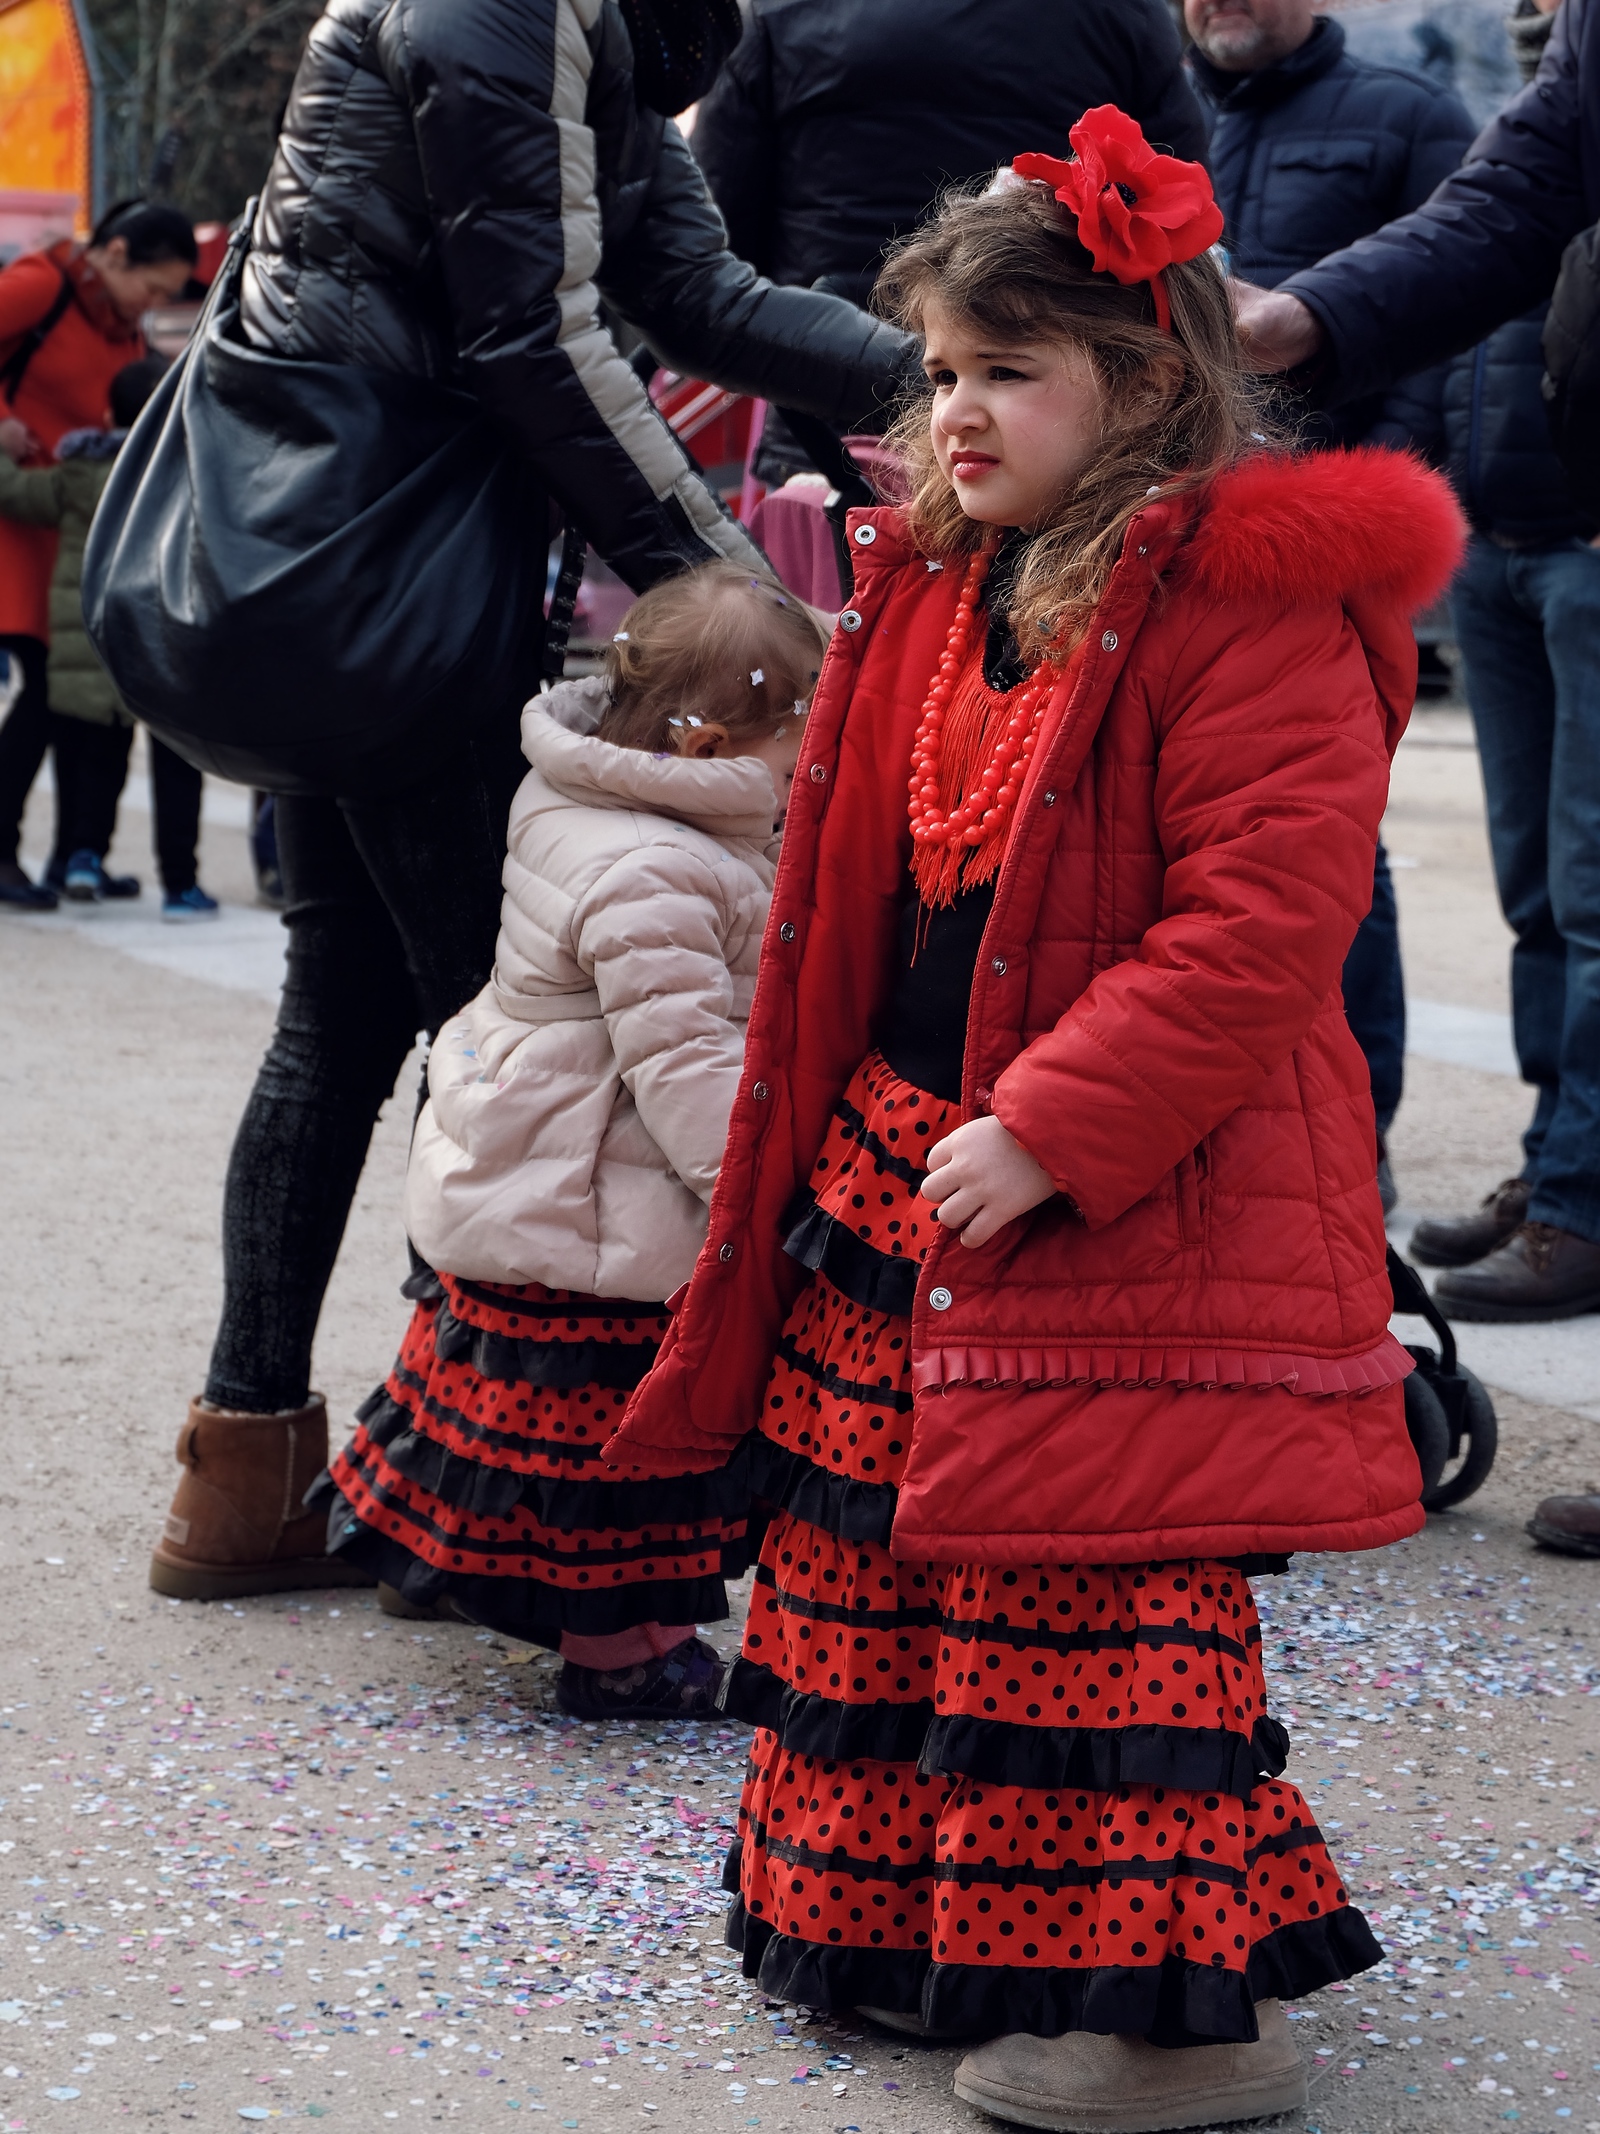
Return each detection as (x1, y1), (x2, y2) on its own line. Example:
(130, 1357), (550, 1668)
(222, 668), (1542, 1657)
(602, 447), (1466, 1562)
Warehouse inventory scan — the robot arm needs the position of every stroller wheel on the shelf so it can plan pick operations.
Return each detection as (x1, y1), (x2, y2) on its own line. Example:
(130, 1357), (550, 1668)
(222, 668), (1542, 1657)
(1405, 1370), (1451, 1496)
(1421, 1366), (1499, 1511)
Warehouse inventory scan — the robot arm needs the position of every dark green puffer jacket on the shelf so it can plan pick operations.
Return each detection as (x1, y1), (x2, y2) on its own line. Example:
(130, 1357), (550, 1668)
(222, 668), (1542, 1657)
(0, 429), (126, 724)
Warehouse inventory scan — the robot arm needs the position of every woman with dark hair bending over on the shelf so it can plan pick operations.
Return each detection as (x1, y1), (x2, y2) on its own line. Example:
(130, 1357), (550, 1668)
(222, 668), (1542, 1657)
(604, 113), (1464, 2132)
(0, 200), (196, 909)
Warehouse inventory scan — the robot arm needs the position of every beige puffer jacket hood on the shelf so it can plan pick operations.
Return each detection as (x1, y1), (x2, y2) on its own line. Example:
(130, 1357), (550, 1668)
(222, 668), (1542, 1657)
(404, 676), (779, 1299)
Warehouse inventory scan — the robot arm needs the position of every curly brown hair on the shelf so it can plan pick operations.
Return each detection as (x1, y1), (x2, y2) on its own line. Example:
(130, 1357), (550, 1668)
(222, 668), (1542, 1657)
(874, 179), (1277, 661)
(597, 560), (829, 753)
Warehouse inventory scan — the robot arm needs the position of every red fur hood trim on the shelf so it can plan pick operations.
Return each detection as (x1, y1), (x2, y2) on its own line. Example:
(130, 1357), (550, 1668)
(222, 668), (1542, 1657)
(1180, 447), (1467, 614)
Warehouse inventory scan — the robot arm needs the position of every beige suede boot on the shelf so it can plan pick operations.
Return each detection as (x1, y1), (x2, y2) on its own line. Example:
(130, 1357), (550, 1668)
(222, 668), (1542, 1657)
(148, 1396), (375, 1600)
(952, 2000), (1307, 2132)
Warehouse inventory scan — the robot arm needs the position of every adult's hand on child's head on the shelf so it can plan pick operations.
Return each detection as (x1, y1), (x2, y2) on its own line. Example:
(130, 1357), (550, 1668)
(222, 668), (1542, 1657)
(1230, 281), (1324, 373)
(920, 1115), (1055, 1249)
(0, 417), (39, 462)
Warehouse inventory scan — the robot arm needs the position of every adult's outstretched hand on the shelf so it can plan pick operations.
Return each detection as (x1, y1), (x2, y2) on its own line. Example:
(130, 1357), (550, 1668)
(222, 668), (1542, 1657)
(1230, 280), (1325, 373)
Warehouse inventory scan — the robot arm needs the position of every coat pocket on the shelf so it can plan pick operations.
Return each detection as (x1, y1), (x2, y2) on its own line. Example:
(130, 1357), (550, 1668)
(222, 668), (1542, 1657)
(1175, 1139), (1211, 1249)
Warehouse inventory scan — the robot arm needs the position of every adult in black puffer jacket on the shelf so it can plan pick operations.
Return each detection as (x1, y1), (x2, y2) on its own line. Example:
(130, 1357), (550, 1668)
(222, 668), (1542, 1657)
(240, 0), (910, 586)
(691, 0), (1207, 311)
(148, 0), (917, 1609)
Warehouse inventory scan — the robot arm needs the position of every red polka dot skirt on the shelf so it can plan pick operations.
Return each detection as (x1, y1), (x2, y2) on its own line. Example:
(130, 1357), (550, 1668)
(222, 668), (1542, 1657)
(318, 1275), (749, 1648)
(723, 1054), (1381, 2045)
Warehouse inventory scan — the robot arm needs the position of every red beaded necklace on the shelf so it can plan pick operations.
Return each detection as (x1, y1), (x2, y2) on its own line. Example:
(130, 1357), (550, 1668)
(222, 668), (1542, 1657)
(907, 552), (1061, 907)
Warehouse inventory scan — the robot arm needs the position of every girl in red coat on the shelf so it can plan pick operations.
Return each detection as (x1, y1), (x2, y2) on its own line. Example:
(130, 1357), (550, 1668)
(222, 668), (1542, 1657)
(604, 111), (1465, 2133)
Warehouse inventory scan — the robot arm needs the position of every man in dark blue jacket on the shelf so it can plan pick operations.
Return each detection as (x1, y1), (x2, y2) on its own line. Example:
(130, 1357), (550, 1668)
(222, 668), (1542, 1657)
(1188, 0), (1474, 1204)
(1236, 0), (1600, 1546)
(1188, 0), (1473, 447)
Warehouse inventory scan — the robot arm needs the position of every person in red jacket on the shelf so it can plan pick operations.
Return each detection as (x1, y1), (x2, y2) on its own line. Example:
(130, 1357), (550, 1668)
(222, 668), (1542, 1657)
(0, 199), (195, 909)
(601, 112), (1466, 2133)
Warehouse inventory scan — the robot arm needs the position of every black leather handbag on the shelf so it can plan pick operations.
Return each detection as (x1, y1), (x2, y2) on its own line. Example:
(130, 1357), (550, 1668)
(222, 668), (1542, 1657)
(83, 210), (548, 795)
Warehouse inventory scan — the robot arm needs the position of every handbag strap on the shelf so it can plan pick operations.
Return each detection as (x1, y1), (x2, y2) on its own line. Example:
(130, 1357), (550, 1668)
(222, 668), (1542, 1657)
(0, 264), (74, 408)
(542, 519), (589, 681)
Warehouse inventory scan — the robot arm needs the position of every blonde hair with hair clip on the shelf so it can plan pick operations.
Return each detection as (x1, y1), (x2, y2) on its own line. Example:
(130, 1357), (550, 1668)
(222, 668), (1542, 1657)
(598, 561), (828, 753)
(875, 180), (1280, 661)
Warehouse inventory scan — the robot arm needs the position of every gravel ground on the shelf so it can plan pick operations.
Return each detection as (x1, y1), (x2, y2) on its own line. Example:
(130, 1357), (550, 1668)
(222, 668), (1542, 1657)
(1, 717), (1596, 2134)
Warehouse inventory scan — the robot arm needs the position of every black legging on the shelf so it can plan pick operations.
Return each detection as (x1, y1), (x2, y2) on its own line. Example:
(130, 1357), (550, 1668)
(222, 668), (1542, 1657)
(203, 718), (528, 1412)
(0, 633), (49, 866)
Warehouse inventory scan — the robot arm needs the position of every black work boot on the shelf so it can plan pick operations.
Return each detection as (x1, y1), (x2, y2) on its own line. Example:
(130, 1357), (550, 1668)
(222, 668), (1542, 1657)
(1410, 1177), (1529, 1268)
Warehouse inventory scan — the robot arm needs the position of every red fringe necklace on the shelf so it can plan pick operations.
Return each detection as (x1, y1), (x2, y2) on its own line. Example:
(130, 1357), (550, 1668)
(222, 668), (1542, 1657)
(907, 551), (1065, 910)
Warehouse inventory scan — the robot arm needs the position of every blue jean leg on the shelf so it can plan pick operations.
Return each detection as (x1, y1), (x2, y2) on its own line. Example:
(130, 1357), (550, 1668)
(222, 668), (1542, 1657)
(1342, 842), (1405, 1135)
(1527, 543), (1600, 1241)
(1449, 536), (1600, 1242)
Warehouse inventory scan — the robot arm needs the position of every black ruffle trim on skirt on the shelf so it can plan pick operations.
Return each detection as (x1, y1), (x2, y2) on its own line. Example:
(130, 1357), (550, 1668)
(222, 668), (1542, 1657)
(724, 1889), (1380, 2046)
(431, 1299), (663, 1391)
(920, 1713), (1292, 1799)
(719, 1655), (936, 1761)
(355, 1386), (752, 1531)
(746, 1431), (898, 1546)
(720, 1659), (1287, 1800)
(317, 1490), (737, 1647)
(781, 1194), (920, 1317)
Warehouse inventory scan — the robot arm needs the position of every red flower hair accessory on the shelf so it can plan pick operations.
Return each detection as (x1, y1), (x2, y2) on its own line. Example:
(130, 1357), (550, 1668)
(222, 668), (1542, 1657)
(1013, 105), (1223, 333)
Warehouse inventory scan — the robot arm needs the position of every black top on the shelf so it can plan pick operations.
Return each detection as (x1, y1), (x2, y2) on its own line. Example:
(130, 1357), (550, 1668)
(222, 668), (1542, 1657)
(877, 539), (1029, 1103)
(239, 0), (910, 595)
(691, 0), (1206, 303)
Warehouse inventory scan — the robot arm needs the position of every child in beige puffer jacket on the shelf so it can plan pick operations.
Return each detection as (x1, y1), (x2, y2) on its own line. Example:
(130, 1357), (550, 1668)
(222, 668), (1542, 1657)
(317, 563), (827, 1717)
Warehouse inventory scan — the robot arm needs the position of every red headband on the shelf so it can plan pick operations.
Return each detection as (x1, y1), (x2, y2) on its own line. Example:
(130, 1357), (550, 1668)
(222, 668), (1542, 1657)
(1012, 106), (1223, 334)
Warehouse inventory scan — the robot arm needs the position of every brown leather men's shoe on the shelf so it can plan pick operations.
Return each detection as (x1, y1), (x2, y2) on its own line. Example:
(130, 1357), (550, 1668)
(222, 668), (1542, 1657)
(149, 1396), (376, 1599)
(1527, 1495), (1600, 1557)
(1434, 1222), (1600, 1322)
(1410, 1177), (1529, 1267)
(953, 2000), (1305, 2131)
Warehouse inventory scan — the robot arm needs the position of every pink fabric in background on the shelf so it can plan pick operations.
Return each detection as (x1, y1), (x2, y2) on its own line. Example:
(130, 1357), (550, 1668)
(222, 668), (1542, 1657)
(748, 478), (843, 607)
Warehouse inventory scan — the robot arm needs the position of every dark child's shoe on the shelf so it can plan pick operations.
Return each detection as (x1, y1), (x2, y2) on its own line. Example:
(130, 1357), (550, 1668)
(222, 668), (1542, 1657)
(376, 1581), (475, 1624)
(62, 848), (141, 902)
(1410, 1176), (1529, 1267)
(163, 884), (220, 922)
(0, 869), (57, 909)
(62, 848), (104, 901)
(1527, 1494), (1600, 1557)
(952, 2001), (1305, 2132)
(1434, 1222), (1600, 1322)
(856, 2005), (981, 2040)
(149, 1395), (376, 1599)
(555, 1636), (724, 1720)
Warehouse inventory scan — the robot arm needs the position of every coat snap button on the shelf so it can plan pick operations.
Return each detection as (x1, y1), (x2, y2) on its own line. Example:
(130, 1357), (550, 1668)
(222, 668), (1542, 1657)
(928, 1285), (953, 1311)
(752, 1081), (769, 1101)
(839, 608), (862, 631)
(1043, 790), (1057, 806)
(1101, 629), (1118, 651)
(718, 1242), (735, 1263)
(809, 762), (827, 782)
(779, 922), (795, 942)
(991, 956), (1007, 975)
(854, 524), (876, 545)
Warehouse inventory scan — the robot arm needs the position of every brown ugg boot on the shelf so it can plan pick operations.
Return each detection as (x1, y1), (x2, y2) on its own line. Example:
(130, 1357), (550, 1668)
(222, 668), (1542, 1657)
(148, 1396), (375, 1600)
(952, 2001), (1306, 2132)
